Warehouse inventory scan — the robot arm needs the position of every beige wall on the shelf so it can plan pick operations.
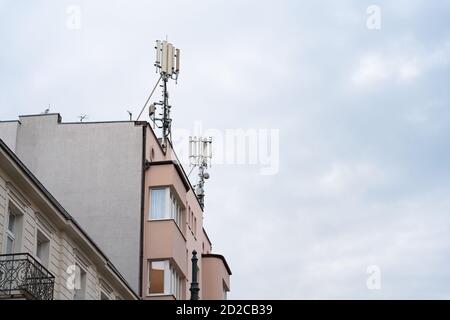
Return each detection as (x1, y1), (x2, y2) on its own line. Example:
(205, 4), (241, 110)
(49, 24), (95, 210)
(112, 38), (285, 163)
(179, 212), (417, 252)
(0, 159), (137, 300)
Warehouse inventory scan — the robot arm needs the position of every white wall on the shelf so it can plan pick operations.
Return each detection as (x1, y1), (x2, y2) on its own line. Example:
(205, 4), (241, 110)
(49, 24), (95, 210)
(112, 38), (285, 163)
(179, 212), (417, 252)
(0, 171), (127, 300)
(0, 114), (143, 292)
(0, 121), (19, 152)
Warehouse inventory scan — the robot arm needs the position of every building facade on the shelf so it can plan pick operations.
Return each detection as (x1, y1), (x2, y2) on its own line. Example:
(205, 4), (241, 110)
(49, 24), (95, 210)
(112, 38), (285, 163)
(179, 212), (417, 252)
(0, 139), (138, 300)
(0, 113), (231, 299)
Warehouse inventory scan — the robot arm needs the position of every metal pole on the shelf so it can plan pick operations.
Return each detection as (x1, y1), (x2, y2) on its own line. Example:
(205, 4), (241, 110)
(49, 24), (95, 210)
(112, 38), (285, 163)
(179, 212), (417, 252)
(136, 75), (162, 121)
(189, 250), (200, 300)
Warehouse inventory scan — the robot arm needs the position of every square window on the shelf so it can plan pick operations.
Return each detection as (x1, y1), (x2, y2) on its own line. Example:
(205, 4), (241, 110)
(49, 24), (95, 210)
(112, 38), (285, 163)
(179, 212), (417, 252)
(36, 230), (50, 266)
(150, 188), (167, 220)
(148, 261), (165, 294)
(7, 212), (15, 233)
(149, 188), (184, 229)
(4, 204), (22, 255)
(148, 260), (182, 299)
(74, 264), (87, 300)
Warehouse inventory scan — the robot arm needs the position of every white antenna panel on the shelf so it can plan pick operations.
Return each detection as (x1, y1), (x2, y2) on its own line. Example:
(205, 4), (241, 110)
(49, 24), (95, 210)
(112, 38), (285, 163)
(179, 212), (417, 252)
(167, 43), (174, 75)
(161, 41), (168, 73)
(203, 139), (212, 158)
(155, 40), (161, 66)
(175, 49), (180, 73)
(199, 139), (205, 159)
(153, 39), (180, 79)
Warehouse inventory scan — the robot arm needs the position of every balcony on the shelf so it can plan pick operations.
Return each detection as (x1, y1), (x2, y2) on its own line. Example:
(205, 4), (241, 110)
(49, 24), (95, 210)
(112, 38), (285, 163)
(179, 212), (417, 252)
(0, 253), (55, 300)
(144, 219), (187, 277)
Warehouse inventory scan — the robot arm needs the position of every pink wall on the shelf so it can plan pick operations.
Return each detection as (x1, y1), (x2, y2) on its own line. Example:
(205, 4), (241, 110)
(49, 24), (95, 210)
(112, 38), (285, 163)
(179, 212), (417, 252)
(142, 125), (230, 300)
(202, 255), (231, 300)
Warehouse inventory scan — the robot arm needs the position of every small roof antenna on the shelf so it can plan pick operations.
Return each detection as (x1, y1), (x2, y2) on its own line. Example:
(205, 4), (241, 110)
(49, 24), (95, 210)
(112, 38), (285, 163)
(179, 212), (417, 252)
(42, 105), (50, 114)
(127, 110), (133, 121)
(78, 114), (88, 122)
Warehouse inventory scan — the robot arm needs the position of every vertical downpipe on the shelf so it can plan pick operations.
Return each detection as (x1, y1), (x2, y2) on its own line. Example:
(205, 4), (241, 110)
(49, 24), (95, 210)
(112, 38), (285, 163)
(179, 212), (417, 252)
(139, 124), (147, 297)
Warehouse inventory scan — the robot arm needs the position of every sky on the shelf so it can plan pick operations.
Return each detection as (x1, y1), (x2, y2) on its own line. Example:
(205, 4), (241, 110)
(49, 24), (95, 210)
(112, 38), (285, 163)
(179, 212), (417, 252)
(1, 0), (450, 299)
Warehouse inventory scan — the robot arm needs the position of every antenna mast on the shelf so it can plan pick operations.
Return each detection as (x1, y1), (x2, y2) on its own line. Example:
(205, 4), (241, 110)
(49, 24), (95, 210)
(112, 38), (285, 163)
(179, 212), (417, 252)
(149, 40), (181, 151)
(189, 137), (212, 209)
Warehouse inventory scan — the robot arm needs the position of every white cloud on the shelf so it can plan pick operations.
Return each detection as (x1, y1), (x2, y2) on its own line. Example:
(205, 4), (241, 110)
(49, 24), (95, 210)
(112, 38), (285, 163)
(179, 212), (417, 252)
(352, 54), (390, 86)
(398, 59), (420, 80)
(351, 54), (419, 87)
(318, 162), (385, 195)
(351, 41), (450, 88)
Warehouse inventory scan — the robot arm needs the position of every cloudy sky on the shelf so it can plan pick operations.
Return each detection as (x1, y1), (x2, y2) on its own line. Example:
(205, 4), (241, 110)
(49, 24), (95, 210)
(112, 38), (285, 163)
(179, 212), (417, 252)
(1, 0), (450, 299)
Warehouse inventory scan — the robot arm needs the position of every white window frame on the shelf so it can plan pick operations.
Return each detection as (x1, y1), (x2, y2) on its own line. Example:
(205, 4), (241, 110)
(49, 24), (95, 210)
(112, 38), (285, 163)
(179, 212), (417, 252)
(3, 201), (23, 255)
(170, 193), (182, 227)
(147, 260), (167, 296)
(5, 211), (16, 254)
(149, 187), (183, 229)
(73, 263), (87, 300)
(147, 260), (182, 299)
(193, 217), (197, 238)
(149, 188), (167, 220)
(35, 228), (50, 267)
(187, 207), (191, 229)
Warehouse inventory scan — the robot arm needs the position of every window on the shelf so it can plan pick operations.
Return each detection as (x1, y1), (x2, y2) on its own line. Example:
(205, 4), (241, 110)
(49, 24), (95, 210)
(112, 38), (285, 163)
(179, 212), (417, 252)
(36, 229), (50, 267)
(74, 264), (87, 300)
(148, 261), (165, 294)
(100, 292), (110, 300)
(170, 263), (182, 300)
(150, 188), (167, 219)
(149, 187), (183, 228)
(193, 217), (197, 237)
(170, 193), (182, 227)
(4, 205), (22, 254)
(148, 260), (182, 299)
(8, 211), (15, 233)
(187, 206), (191, 228)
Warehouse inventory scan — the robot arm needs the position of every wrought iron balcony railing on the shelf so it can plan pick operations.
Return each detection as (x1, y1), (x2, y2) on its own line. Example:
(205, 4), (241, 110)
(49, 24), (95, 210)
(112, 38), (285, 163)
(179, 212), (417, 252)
(0, 253), (55, 300)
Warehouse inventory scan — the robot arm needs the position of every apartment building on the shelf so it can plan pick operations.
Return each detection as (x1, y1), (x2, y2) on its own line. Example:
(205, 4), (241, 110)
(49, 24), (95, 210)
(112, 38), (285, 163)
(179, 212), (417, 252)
(0, 139), (138, 300)
(0, 113), (231, 299)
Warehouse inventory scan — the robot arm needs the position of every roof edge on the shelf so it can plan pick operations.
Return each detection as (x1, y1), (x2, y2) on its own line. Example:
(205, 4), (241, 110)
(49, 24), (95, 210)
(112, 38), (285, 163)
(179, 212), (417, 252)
(202, 253), (232, 275)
